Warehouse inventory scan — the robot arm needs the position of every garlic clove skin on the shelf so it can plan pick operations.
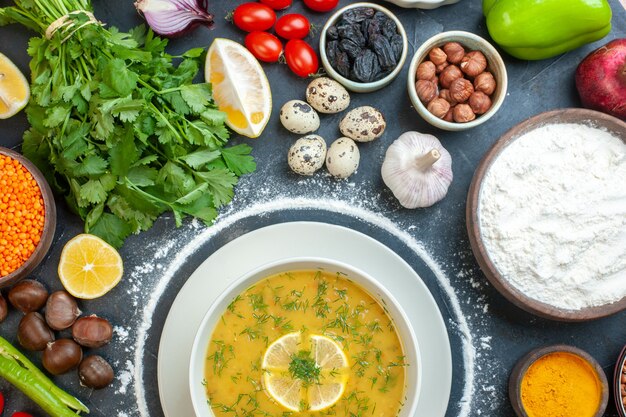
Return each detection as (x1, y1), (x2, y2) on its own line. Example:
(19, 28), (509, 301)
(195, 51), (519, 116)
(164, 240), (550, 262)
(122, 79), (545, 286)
(381, 131), (453, 208)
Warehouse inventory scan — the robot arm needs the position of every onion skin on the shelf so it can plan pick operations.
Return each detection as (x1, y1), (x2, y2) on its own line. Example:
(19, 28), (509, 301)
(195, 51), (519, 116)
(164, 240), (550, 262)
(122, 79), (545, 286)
(575, 38), (626, 120)
(134, 0), (214, 38)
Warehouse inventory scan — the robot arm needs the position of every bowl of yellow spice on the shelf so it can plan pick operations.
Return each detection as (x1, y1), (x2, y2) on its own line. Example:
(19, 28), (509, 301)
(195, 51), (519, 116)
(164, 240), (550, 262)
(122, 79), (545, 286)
(509, 344), (608, 417)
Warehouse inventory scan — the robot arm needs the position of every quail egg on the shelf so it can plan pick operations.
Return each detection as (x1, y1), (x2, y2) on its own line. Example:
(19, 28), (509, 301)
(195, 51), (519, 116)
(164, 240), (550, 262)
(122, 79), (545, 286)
(339, 106), (386, 142)
(287, 135), (327, 176)
(280, 100), (320, 134)
(306, 77), (350, 114)
(326, 137), (360, 179)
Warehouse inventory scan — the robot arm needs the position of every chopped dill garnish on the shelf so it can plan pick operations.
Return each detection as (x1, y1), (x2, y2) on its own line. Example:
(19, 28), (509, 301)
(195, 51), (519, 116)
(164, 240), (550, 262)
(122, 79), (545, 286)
(289, 350), (321, 386)
(248, 293), (268, 311)
(207, 340), (234, 376)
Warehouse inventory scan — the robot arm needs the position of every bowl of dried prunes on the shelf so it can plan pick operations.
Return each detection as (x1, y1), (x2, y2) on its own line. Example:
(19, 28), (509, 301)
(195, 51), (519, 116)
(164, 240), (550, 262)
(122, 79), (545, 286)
(320, 2), (408, 93)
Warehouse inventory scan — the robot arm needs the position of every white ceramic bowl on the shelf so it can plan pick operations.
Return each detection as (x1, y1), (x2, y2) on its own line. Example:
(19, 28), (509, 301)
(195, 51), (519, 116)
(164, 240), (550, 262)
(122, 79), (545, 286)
(383, 0), (461, 9)
(407, 31), (508, 131)
(320, 3), (408, 93)
(189, 257), (421, 417)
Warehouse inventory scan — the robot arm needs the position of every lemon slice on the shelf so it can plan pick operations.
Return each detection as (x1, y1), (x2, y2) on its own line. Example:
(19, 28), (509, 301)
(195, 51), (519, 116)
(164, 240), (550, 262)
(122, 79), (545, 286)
(205, 38), (271, 138)
(58, 234), (124, 299)
(0, 53), (30, 119)
(262, 332), (349, 412)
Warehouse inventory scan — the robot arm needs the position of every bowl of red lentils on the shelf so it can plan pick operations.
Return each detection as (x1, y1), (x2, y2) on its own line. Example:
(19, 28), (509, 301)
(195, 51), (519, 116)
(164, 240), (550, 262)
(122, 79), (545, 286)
(0, 147), (56, 287)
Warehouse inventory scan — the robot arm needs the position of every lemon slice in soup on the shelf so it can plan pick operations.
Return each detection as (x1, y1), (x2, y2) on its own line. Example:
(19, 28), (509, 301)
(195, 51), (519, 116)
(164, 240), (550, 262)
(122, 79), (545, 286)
(262, 332), (349, 412)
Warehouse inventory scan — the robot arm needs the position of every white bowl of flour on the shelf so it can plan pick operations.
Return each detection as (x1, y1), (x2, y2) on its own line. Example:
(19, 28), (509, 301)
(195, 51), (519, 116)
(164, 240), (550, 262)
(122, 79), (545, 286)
(467, 109), (626, 321)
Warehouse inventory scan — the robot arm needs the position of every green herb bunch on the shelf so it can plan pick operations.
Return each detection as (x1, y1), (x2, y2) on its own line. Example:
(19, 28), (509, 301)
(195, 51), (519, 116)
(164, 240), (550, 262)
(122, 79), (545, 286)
(0, 0), (256, 247)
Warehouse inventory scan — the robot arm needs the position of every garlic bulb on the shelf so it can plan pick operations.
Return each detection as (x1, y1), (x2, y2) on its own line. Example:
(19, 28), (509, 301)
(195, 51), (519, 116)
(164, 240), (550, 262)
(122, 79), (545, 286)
(381, 131), (453, 208)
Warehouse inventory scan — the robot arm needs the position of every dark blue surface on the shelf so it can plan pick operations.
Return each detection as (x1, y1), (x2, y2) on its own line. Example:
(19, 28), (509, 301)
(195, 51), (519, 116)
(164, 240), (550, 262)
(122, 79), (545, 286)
(0, 0), (625, 416)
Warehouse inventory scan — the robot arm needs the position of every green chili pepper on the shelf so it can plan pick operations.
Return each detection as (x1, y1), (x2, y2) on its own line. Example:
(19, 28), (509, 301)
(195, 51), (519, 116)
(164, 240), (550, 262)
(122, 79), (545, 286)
(483, 0), (612, 60)
(0, 337), (88, 416)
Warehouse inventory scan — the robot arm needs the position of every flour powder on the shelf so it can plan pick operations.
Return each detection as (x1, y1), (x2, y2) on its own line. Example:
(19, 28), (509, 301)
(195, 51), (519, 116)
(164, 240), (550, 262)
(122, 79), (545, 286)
(479, 123), (626, 310)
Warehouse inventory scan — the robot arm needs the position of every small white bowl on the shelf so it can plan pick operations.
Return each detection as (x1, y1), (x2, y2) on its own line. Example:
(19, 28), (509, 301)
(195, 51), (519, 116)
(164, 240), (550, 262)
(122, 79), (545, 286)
(382, 0), (461, 9)
(407, 31), (508, 131)
(320, 2), (408, 93)
(189, 257), (421, 417)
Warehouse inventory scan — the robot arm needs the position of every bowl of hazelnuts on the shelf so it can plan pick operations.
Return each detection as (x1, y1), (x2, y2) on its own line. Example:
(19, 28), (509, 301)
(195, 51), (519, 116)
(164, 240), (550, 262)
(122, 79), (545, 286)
(407, 31), (508, 131)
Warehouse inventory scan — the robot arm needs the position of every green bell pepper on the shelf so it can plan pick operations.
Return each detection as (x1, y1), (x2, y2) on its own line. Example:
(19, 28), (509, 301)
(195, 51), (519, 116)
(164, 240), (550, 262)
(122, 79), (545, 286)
(483, 0), (612, 60)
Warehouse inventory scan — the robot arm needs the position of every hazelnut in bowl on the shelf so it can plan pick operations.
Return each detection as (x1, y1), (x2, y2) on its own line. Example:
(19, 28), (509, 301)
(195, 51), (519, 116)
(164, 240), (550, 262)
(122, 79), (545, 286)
(0, 147), (56, 287)
(320, 2), (408, 93)
(407, 31), (508, 131)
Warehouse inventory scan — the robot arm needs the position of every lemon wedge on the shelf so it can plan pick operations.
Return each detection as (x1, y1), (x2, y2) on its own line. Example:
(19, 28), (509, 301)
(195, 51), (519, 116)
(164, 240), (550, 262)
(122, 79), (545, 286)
(262, 332), (349, 412)
(205, 38), (271, 138)
(58, 234), (124, 299)
(0, 52), (30, 119)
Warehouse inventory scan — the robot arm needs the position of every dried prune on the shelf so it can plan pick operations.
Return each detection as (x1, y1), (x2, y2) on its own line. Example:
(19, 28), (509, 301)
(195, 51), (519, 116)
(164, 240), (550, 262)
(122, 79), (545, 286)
(363, 18), (381, 40)
(342, 7), (375, 24)
(390, 34), (404, 61)
(326, 40), (340, 68)
(373, 11), (388, 23)
(327, 25), (339, 40)
(335, 51), (351, 78)
(339, 39), (362, 60)
(381, 18), (397, 39)
(337, 23), (366, 47)
(352, 49), (380, 82)
(370, 34), (396, 69)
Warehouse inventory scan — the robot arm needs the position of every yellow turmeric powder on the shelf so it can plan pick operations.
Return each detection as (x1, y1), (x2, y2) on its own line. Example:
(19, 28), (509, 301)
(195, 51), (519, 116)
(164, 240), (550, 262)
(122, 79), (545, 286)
(521, 352), (602, 417)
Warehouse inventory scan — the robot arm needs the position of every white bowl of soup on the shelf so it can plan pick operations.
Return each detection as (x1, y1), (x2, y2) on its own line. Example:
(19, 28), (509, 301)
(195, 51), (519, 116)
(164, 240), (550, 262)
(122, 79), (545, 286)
(189, 257), (421, 417)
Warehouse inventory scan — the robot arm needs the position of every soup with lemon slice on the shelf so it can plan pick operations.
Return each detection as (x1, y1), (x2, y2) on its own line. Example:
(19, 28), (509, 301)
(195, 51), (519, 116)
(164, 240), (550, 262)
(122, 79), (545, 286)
(203, 270), (407, 416)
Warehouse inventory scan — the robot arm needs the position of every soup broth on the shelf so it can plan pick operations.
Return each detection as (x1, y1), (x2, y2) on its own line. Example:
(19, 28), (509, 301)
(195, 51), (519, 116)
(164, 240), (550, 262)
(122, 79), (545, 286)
(204, 270), (407, 416)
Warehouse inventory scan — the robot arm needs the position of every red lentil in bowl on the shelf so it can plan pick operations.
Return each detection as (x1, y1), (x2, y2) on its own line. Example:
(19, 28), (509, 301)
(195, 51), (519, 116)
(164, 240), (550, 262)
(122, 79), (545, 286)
(0, 147), (56, 286)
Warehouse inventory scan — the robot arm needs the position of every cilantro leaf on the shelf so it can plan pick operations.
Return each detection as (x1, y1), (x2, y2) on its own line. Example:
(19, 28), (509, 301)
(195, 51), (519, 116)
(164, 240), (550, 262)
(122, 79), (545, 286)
(221, 145), (256, 176)
(90, 213), (132, 249)
(179, 148), (221, 169)
(101, 58), (138, 97)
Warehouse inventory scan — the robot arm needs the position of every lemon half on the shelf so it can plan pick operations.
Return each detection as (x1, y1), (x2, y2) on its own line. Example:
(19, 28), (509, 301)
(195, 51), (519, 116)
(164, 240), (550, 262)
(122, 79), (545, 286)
(58, 234), (123, 299)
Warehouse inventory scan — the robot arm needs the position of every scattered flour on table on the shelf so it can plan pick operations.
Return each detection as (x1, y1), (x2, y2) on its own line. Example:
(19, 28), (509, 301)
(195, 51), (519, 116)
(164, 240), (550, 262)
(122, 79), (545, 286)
(479, 123), (626, 310)
(104, 174), (501, 417)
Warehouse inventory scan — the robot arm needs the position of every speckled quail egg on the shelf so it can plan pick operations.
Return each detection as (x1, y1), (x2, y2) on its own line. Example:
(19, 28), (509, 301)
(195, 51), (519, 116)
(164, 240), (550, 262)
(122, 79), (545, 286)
(287, 135), (327, 176)
(305, 77), (350, 114)
(325, 137), (360, 179)
(339, 106), (386, 142)
(280, 100), (320, 134)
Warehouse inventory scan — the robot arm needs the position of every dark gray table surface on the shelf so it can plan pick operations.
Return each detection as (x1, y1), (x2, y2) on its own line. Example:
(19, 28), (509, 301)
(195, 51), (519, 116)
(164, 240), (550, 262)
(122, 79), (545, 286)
(1, 0), (625, 416)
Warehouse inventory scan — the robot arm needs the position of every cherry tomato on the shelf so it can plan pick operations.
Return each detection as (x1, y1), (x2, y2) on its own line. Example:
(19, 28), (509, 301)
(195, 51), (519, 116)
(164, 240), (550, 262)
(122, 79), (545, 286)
(0, 392), (4, 415)
(232, 3), (276, 32)
(284, 39), (319, 77)
(302, 0), (339, 12)
(275, 14), (310, 39)
(260, 0), (292, 10)
(245, 32), (284, 63)
(12, 413), (34, 417)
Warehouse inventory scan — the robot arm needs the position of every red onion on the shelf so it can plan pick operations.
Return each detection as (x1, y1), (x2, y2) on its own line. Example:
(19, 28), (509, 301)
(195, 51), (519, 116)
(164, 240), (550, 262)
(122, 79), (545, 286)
(575, 38), (626, 120)
(135, 0), (214, 38)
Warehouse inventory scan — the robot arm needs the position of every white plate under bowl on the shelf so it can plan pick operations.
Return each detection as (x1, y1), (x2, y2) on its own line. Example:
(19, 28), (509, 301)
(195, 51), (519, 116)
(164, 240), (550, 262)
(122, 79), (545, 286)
(189, 257), (421, 417)
(157, 221), (452, 417)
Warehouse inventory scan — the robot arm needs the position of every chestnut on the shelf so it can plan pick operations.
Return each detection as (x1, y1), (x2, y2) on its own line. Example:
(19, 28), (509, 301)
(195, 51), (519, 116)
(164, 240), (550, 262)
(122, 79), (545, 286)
(43, 339), (83, 375)
(78, 355), (114, 389)
(46, 291), (81, 330)
(8, 279), (48, 313)
(72, 315), (112, 348)
(18, 312), (54, 351)
(0, 294), (7, 323)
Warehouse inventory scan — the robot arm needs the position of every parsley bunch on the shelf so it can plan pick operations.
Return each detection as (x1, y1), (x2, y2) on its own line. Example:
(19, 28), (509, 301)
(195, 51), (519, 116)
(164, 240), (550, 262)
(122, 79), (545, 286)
(0, 0), (255, 248)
